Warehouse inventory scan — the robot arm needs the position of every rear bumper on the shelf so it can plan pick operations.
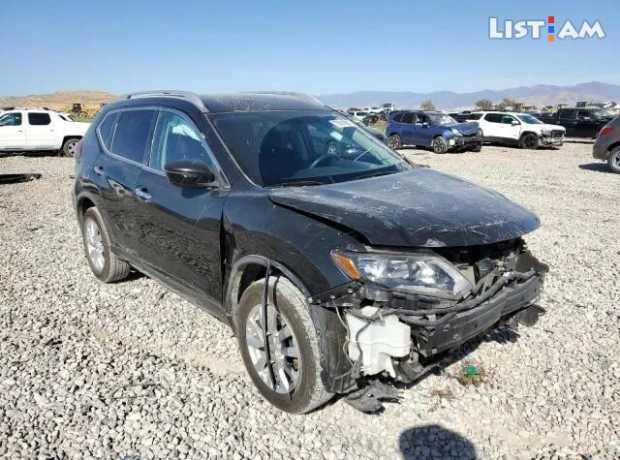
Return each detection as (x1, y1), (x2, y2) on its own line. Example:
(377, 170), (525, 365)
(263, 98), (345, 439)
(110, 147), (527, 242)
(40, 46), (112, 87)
(592, 140), (610, 160)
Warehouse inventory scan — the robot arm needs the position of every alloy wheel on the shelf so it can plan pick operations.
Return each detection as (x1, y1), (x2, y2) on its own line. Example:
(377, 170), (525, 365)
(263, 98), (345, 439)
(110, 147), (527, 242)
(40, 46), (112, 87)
(65, 140), (78, 157)
(85, 217), (105, 272)
(245, 301), (300, 394)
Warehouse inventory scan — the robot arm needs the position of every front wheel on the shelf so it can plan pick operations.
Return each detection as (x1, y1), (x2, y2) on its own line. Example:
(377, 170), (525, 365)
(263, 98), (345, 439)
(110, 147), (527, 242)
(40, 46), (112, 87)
(432, 136), (449, 154)
(519, 133), (540, 149)
(235, 277), (332, 413)
(471, 143), (482, 152)
(608, 148), (620, 173)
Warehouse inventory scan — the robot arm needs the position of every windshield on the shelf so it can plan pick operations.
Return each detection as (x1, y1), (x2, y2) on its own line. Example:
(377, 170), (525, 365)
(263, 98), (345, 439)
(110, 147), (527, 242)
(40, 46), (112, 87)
(428, 113), (457, 125)
(211, 110), (409, 187)
(517, 114), (542, 124)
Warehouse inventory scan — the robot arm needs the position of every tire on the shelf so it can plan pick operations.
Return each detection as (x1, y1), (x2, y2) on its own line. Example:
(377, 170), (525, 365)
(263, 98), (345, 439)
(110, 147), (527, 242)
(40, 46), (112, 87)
(519, 133), (540, 149)
(235, 277), (333, 413)
(81, 207), (131, 283)
(471, 143), (482, 152)
(388, 134), (402, 150)
(432, 136), (449, 154)
(62, 138), (80, 157)
(608, 148), (620, 173)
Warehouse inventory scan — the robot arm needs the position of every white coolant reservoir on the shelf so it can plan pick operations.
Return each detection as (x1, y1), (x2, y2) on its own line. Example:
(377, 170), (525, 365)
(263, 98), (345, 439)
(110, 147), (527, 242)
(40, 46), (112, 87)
(345, 306), (411, 377)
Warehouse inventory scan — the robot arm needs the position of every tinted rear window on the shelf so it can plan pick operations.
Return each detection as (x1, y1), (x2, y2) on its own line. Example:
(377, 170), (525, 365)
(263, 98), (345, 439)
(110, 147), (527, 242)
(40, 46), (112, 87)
(468, 113), (482, 120)
(98, 112), (119, 150)
(110, 110), (156, 163)
(28, 113), (51, 125)
(484, 113), (503, 123)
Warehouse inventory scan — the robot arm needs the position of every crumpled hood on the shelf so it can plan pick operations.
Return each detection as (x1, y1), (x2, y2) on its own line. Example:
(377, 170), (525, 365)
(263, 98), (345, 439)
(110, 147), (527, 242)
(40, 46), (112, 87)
(538, 123), (565, 132)
(448, 122), (479, 136)
(268, 169), (540, 247)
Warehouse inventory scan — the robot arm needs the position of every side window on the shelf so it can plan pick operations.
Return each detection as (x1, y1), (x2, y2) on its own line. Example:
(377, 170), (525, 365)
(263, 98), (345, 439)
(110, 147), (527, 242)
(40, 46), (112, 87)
(28, 113), (51, 126)
(392, 113), (403, 123)
(401, 113), (414, 124)
(111, 110), (157, 163)
(559, 109), (576, 119)
(485, 113), (502, 123)
(0, 112), (22, 126)
(468, 114), (482, 120)
(149, 110), (216, 171)
(97, 112), (120, 150)
(416, 114), (428, 124)
(501, 115), (516, 124)
(577, 110), (591, 118)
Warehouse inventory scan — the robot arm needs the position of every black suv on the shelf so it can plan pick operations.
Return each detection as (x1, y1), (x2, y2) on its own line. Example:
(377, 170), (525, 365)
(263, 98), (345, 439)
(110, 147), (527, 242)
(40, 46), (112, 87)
(73, 91), (546, 413)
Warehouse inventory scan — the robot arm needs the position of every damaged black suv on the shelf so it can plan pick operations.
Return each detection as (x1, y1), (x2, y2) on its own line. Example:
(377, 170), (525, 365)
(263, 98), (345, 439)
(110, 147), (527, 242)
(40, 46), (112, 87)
(73, 91), (546, 413)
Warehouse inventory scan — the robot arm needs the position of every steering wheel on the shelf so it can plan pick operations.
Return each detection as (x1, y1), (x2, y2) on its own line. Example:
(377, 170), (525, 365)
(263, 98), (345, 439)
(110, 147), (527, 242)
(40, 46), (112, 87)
(309, 141), (340, 168)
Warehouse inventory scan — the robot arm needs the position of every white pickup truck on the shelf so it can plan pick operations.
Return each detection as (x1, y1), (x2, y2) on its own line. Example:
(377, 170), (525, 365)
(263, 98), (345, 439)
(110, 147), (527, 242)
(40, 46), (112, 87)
(0, 108), (90, 156)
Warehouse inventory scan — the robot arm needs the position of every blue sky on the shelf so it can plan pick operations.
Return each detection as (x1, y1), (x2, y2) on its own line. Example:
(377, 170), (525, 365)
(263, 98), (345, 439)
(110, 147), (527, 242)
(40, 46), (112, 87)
(0, 0), (617, 96)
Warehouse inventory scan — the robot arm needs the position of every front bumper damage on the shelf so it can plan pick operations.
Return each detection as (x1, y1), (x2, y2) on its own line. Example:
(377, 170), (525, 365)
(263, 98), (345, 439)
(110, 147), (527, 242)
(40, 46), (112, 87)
(308, 241), (547, 412)
(540, 131), (564, 146)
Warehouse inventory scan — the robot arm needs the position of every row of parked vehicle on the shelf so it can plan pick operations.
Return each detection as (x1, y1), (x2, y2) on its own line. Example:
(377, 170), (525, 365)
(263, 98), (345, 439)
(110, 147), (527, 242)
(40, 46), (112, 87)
(384, 110), (565, 153)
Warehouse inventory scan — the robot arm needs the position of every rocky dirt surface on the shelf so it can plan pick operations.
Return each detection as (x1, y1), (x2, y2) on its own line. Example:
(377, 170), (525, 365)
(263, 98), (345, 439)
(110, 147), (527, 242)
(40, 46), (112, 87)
(0, 142), (618, 459)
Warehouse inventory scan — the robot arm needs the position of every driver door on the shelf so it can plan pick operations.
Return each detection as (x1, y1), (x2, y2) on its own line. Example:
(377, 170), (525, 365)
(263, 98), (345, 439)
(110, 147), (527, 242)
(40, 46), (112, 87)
(0, 112), (26, 149)
(133, 108), (228, 315)
(413, 113), (433, 147)
(500, 115), (521, 140)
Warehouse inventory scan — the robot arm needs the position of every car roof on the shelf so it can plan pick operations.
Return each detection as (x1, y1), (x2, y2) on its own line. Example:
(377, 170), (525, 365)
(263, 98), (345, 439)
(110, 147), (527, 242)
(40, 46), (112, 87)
(114, 91), (328, 114)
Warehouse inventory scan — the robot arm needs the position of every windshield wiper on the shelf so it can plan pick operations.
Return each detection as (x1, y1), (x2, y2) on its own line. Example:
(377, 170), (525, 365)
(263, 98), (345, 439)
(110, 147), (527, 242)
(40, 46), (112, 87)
(270, 179), (326, 188)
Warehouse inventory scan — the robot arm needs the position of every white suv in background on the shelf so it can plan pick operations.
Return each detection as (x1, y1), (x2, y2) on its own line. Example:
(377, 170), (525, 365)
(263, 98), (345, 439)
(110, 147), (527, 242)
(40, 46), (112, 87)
(0, 108), (90, 156)
(474, 111), (565, 149)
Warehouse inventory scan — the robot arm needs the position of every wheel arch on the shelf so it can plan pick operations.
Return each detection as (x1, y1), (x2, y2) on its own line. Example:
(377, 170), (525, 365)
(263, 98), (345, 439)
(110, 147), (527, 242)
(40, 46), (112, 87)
(606, 140), (620, 153)
(225, 254), (312, 316)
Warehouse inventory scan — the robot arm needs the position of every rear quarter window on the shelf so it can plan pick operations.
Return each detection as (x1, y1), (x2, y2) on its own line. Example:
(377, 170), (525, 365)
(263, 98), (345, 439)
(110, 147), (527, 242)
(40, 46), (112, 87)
(28, 113), (51, 126)
(97, 112), (120, 150)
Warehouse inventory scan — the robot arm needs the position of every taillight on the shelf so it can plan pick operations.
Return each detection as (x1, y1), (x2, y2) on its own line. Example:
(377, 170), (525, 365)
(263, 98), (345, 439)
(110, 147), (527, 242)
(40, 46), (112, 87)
(599, 126), (614, 136)
(75, 140), (83, 160)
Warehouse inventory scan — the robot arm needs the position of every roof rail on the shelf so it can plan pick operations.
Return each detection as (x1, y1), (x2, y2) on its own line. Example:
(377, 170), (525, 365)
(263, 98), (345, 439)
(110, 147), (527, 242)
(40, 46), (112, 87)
(123, 90), (208, 112)
(245, 91), (324, 105)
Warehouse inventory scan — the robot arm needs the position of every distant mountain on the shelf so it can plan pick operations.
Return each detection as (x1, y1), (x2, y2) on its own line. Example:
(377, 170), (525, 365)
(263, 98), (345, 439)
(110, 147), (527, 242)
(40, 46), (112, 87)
(319, 82), (620, 110)
(0, 91), (116, 112)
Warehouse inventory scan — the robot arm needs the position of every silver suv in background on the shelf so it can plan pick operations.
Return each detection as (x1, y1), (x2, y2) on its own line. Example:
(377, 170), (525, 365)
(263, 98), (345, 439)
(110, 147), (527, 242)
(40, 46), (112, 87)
(593, 116), (620, 173)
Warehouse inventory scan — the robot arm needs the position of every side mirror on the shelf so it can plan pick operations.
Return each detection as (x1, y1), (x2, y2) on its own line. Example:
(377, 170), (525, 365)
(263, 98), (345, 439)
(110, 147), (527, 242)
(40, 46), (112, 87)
(164, 161), (217, 188)
(511, 120), (520, 126)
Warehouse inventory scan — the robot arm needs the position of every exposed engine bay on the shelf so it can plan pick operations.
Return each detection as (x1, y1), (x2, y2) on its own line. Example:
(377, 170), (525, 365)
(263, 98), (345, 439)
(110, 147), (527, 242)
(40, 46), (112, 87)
(309, 238), (548, 412)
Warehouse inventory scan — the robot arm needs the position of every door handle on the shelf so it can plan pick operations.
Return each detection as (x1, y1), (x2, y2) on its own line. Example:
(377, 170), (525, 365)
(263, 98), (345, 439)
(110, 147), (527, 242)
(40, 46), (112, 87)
(135, 187), (152, 202)
(93, 166), (104, 176)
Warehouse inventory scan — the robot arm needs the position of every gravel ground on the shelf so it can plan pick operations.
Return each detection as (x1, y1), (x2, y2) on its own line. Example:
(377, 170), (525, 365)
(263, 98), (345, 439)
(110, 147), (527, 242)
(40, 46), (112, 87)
(0, 142), (618, 460)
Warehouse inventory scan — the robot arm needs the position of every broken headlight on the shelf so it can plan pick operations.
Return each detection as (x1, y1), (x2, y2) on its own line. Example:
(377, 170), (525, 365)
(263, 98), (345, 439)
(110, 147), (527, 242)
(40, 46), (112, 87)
(332, 250), (472, 299)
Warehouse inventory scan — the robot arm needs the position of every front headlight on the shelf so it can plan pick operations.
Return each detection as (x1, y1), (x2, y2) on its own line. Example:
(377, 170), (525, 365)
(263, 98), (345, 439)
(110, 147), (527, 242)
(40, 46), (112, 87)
(450, 128), (461, 136)
(331, 251), (472, 299)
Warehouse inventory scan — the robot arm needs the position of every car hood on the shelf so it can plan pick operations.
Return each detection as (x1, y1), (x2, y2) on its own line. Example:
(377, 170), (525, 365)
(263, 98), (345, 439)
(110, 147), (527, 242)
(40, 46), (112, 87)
(449, 122), (479, 136)
(268, 169), (540, 247)
(538, 123), (565, 132)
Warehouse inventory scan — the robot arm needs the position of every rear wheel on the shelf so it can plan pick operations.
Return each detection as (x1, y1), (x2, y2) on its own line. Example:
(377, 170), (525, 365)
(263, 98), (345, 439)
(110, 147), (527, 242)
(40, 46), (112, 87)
(471, 143), (482, 152)
(388, 134), (402, 150)
(432, 136), (449, 154)
(235, 277), (332, 413)
(519, 133), (540, 149)
(62, 138), (80, 157)
(81, 207), (131, 282)
(608, 148), (620, 173)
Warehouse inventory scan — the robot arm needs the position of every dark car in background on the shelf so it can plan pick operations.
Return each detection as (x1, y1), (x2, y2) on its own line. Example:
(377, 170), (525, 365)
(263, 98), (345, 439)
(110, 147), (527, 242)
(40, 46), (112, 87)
(72, 91), (546, 414)
(386, 111), (482, 153)
(592, 115), (620, 173)
(538, 107), (614, 138)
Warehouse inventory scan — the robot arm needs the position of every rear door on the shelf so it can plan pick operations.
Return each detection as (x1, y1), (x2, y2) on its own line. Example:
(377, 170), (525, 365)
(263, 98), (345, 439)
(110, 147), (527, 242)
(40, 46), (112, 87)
(93, 108), (158, 257)
(26, 112), (57, 149)
(481, 113), (504, 141)
(399, 112), (417, 145)
(133, 108), (228, 314)
(558, 109), (578, 136)
(0, 112), (25, 149)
